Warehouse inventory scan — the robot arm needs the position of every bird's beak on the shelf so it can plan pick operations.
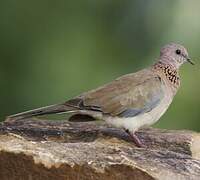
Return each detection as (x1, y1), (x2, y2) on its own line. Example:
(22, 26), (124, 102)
(187, 57), (195, 65)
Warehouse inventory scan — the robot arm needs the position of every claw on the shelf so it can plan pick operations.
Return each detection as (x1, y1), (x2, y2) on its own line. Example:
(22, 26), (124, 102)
(125, 129), (145, 148)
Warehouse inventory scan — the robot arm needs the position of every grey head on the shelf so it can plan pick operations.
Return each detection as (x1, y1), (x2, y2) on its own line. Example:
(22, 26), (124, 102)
(159, 43), (194, 69)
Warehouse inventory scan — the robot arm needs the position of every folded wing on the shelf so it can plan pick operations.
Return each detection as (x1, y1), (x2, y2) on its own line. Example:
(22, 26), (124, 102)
(66, 69), (165, 118)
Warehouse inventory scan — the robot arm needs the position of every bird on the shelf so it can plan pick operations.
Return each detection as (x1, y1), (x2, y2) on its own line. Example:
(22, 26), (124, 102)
(6, 43), (194, 147)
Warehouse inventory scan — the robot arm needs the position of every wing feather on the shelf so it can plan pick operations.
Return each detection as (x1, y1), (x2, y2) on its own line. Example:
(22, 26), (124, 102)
(66, 69), (165, 117)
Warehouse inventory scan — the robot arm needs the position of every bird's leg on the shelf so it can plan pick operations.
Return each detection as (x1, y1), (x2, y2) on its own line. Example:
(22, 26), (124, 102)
(125, 129), (144, 148)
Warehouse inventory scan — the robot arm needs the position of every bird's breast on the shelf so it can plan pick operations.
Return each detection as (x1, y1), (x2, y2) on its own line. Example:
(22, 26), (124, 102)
(105, 89), (173, 132)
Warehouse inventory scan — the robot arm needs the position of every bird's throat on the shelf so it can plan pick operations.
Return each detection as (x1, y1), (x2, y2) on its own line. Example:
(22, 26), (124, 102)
(153, 62), (180, 89)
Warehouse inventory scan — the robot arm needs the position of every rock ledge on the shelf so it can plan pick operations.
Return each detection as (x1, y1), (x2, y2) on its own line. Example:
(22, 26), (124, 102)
(0, 119), (200, 180)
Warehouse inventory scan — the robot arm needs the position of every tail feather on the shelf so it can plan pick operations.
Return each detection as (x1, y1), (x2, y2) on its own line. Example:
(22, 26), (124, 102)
(5, 104), (77, 122)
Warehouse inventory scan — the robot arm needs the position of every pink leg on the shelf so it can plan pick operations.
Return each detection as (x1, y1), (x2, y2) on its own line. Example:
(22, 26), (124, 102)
(125, 129), (144, 148)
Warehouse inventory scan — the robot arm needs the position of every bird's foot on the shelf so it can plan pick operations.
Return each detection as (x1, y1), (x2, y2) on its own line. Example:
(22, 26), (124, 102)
(125, 129), (145, 148)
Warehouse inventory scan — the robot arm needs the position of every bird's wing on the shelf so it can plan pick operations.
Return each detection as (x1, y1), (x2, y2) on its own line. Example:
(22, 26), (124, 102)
(65, 69), (165, 117)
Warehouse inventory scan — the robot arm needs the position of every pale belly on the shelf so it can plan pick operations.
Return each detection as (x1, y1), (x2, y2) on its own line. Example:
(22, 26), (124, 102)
(105, 94), (172, 132)
(79, 92), (173, 132)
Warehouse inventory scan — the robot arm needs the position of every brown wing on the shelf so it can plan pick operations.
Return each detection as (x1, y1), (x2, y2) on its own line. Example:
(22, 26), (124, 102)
(66, 69), (164, 117)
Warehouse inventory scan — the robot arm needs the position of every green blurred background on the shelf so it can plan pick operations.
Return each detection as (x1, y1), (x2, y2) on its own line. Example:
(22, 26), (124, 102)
(0, 0), (199, 131)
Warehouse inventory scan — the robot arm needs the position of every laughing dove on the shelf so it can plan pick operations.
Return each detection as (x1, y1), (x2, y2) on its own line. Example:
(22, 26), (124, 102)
(6, 43), (194, 147)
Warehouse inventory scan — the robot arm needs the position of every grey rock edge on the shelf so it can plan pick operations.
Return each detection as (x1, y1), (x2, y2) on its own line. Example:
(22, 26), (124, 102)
(0, 118), (200, 180)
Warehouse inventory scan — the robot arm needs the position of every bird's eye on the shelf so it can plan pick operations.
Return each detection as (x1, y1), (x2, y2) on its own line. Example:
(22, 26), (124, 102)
(176, 49), (181, 55)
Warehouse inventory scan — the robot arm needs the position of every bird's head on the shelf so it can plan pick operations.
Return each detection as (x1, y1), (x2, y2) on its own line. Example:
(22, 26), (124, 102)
(159, 43), (194, 69)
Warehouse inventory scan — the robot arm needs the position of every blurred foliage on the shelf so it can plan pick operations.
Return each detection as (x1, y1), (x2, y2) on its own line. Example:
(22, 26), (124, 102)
(0, 0), (200, 131)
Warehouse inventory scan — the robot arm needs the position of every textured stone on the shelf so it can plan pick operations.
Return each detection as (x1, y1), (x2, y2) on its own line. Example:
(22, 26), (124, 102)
(0, 119), (200, 180)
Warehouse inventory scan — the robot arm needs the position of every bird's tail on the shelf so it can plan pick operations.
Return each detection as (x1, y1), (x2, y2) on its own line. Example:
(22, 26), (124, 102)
(5, 103), (77, 122)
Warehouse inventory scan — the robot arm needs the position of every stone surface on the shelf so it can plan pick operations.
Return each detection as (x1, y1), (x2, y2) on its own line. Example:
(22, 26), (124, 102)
(0, 119), (200, 180)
